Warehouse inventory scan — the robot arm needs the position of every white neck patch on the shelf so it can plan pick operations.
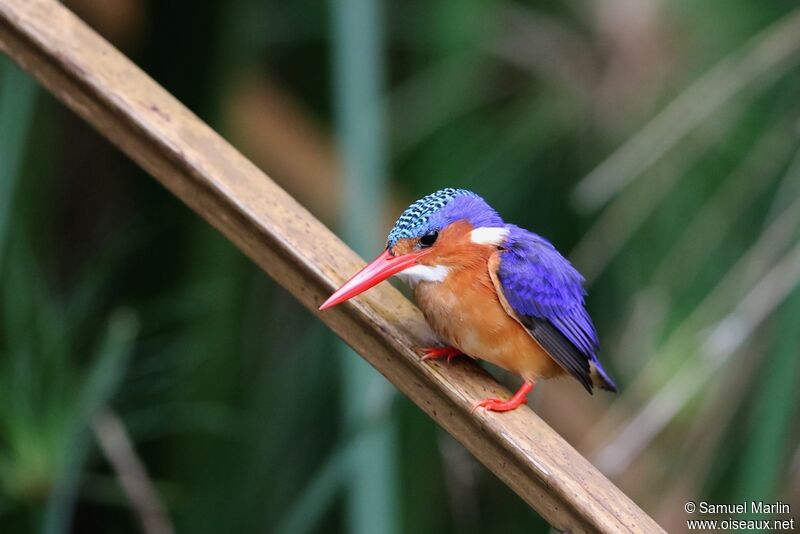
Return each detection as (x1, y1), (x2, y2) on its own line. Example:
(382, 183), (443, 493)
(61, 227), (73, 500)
(396, 264), (450, 288)
(470, 226), (509, 246)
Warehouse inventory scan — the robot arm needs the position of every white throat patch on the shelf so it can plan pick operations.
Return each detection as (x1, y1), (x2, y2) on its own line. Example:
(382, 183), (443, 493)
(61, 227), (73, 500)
(396, 264), (450, 288)
(470, 226), (509, 246)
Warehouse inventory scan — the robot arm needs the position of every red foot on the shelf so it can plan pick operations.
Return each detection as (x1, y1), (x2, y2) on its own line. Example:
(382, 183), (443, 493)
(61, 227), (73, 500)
(473, 381), (535, 413)
(420, 346), (463, 363)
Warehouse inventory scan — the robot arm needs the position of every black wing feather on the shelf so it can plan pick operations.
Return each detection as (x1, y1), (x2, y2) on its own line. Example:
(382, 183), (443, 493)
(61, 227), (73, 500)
(519, 315), (593, 394)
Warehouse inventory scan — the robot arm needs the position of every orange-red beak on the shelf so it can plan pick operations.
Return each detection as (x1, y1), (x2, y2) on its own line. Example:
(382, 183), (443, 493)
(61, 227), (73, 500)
(319, 249), (427, 310)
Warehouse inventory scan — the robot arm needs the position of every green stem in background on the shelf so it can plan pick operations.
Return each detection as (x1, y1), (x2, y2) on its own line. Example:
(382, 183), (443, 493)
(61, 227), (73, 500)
(0, 58), (36, 271)
(331, 0), (398, 533)
(274, 428), (375, 534)
(732, 285), (800, 510)
(43, 310), (139, 534)
(572, 9), (800, 212)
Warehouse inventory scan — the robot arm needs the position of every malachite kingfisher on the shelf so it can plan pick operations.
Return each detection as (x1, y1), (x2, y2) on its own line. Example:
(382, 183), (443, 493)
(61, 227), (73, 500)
(320, 188), (617, 412)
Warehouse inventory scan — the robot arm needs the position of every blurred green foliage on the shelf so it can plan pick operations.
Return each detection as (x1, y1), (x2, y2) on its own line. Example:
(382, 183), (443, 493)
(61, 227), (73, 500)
(1, 0), (799, 532)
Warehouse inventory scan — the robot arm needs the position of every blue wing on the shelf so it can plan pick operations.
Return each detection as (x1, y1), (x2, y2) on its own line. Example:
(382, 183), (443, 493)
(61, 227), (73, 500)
(495, 225), (615, 393)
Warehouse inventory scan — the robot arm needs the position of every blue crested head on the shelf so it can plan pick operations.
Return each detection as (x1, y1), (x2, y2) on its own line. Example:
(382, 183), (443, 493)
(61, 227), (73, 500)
(386, 188), (504, 248)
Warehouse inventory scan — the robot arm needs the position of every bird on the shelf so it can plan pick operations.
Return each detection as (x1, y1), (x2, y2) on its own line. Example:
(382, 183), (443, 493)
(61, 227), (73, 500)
(319, 188), (616, 412)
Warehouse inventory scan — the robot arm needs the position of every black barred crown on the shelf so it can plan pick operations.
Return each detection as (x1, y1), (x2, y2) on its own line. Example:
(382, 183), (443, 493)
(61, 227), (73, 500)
(387, 188), (477, 247)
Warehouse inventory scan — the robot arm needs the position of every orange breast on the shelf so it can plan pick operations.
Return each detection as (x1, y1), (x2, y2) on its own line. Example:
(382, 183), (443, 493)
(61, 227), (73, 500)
(413, 251), (564, 383)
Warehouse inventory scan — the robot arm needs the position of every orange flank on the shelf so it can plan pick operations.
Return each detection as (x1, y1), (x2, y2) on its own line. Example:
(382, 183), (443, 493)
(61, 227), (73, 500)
(408, 221), (565, 386)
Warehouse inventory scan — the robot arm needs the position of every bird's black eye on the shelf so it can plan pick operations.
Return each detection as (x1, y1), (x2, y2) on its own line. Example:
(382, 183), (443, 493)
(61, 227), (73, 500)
(419, 231), (438, 247)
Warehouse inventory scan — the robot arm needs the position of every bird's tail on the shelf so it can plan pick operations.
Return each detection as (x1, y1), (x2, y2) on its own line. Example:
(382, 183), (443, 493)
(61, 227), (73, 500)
(590, 357), (617, 393)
